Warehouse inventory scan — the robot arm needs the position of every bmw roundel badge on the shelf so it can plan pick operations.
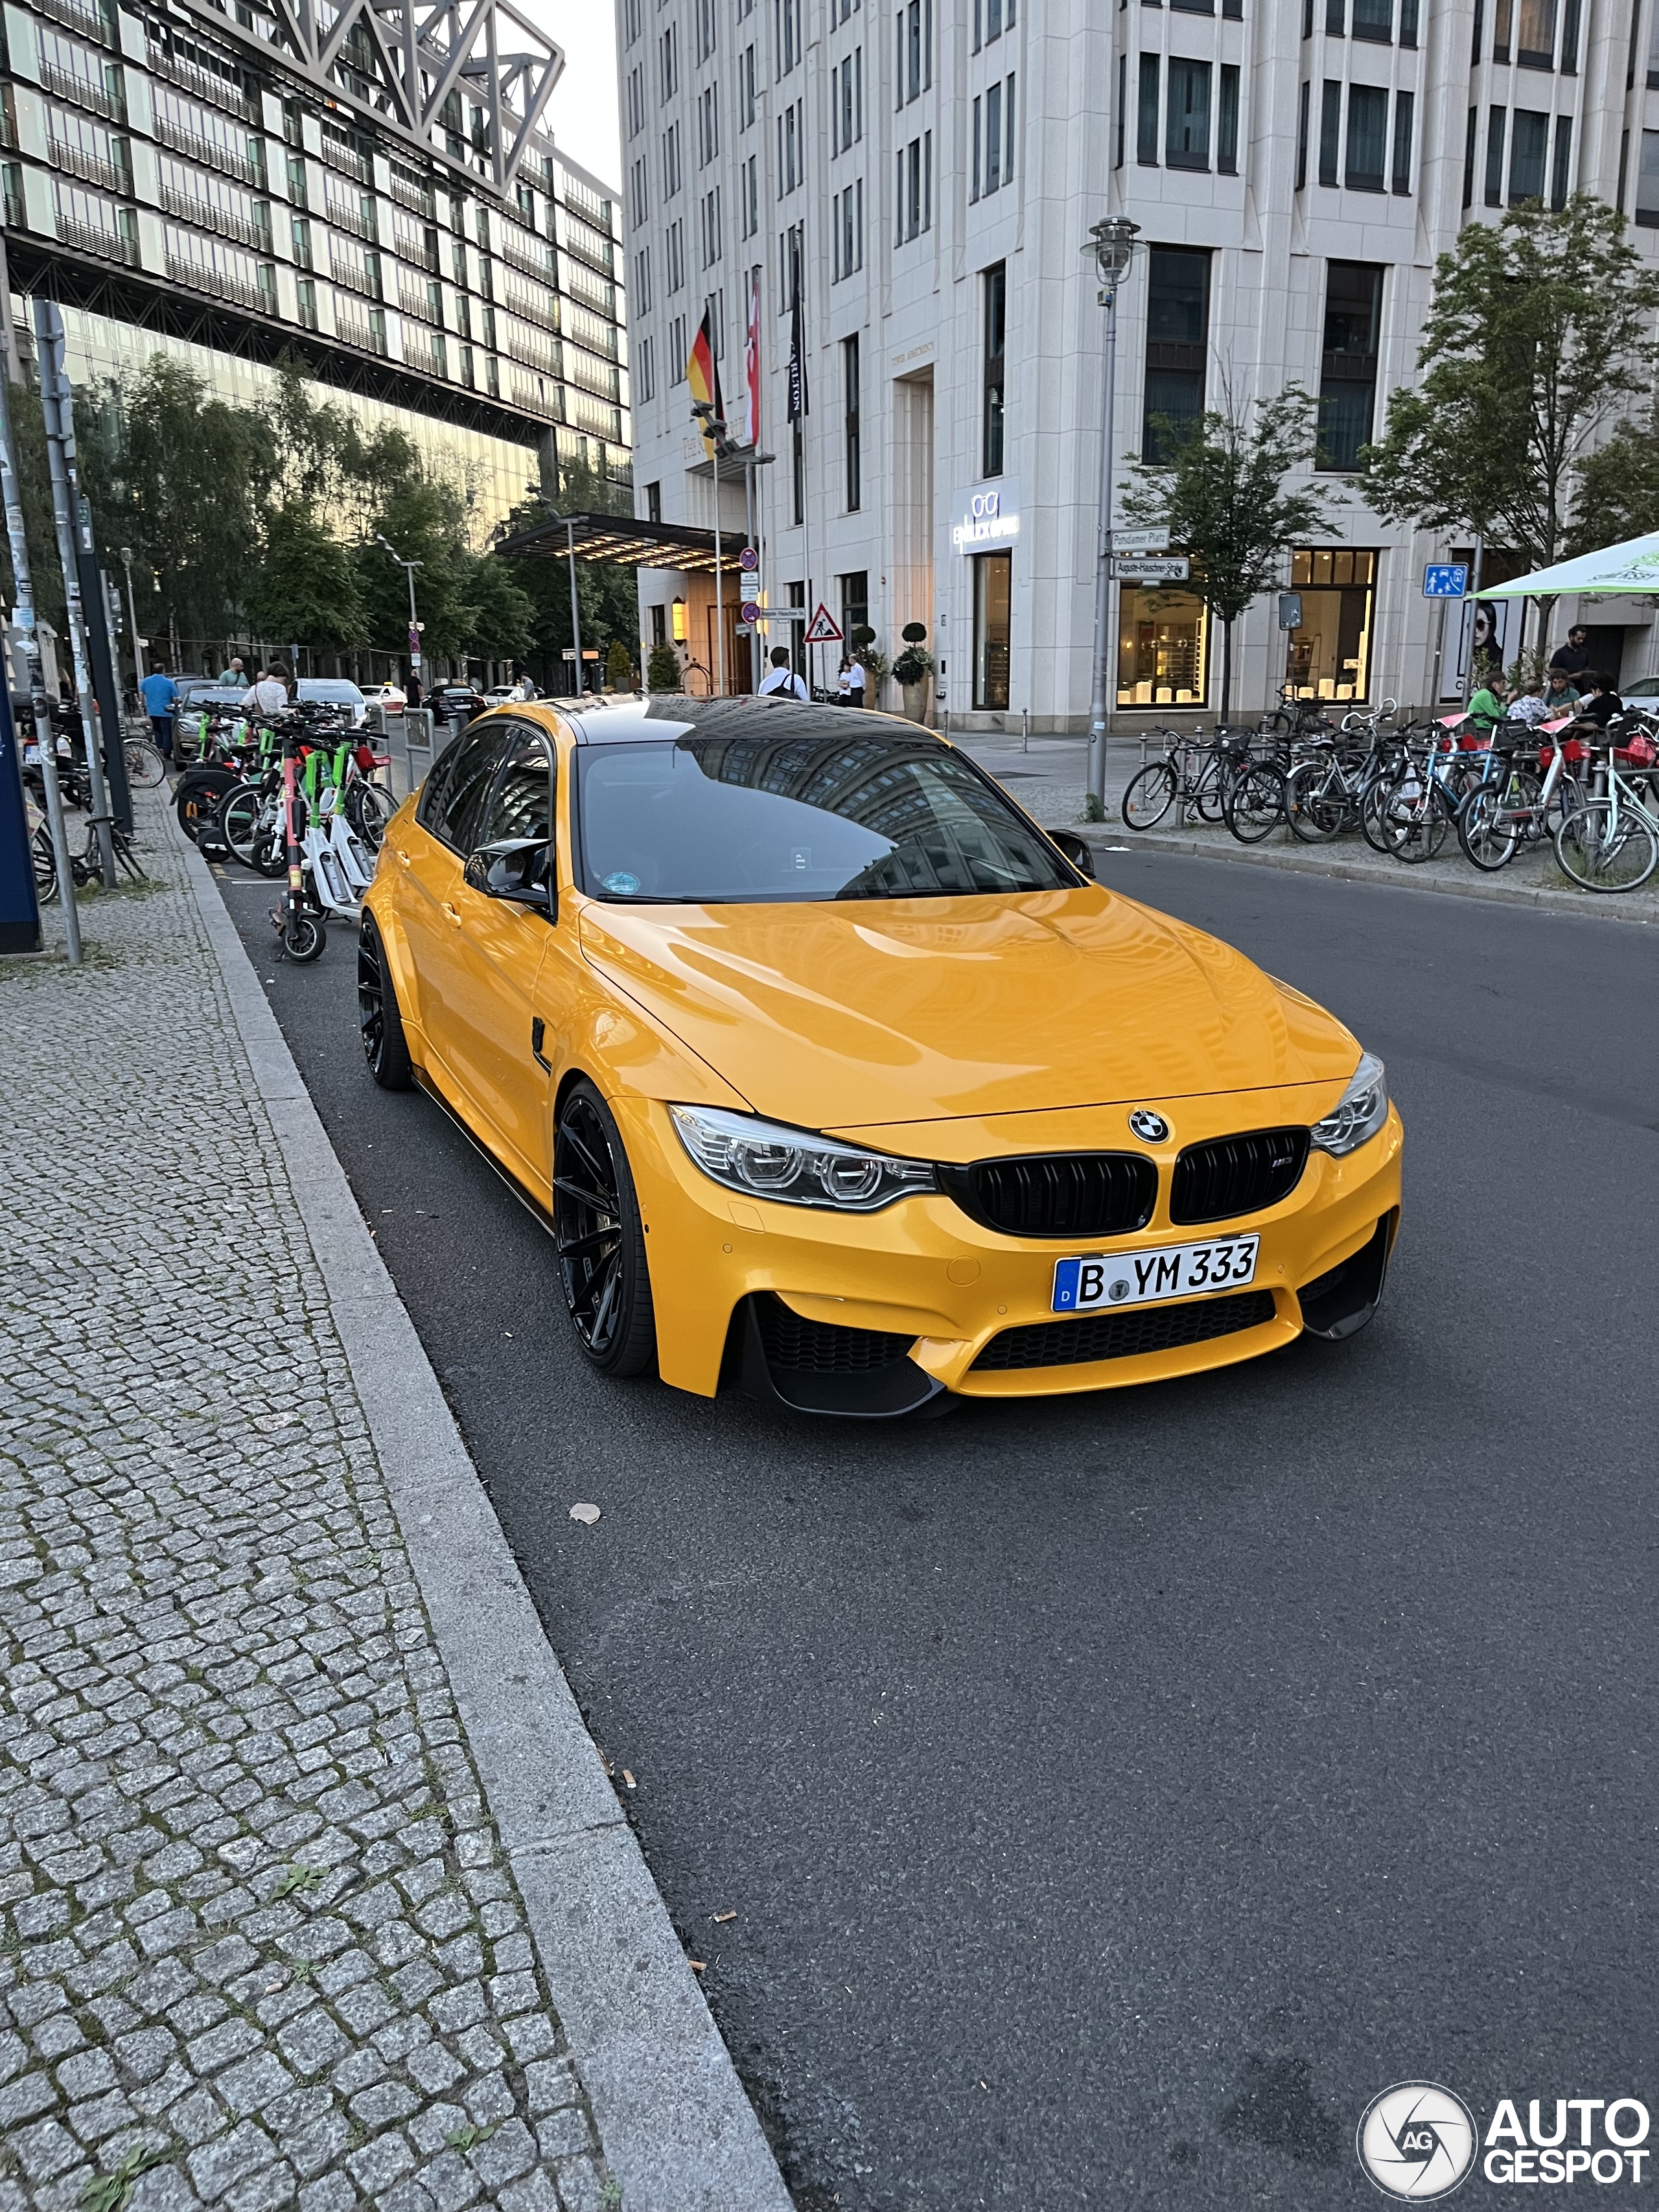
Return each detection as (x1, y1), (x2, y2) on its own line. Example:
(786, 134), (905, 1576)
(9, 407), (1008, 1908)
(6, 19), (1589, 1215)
(1128, 1110), (1170, 1143)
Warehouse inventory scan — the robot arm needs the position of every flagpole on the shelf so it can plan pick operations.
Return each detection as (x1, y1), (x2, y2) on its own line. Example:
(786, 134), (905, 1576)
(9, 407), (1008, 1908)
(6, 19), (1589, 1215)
(712, 451), (725, 696)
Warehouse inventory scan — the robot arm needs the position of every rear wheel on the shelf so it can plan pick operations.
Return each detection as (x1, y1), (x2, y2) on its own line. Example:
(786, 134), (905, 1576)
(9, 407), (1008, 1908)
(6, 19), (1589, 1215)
(124, 738), (168, 790)
(218, 782), (264, 865)
(348, 781), (395, 853)
(1122, 761), (1176, 831)
(279, 913), (326, 962)
(1284, 760), (1345, 842)
(1224, 762), (1285, 843)
(32, 824), (56, 902)
(1377, 773), (1452, 863)
(1459, 774), (1536, 871)
(553, 1080), (657, 1377)
(358, 913), (413, 1089)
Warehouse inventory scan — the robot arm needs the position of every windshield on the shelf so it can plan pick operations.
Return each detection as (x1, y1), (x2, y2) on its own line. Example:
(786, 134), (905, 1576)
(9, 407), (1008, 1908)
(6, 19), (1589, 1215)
(575, 703), (1076, 903)
(301, 681), (364, 704)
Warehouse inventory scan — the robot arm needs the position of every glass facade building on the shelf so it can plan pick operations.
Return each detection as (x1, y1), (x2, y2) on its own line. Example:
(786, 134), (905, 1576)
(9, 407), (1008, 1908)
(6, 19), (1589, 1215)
(1, 0), (630, 541)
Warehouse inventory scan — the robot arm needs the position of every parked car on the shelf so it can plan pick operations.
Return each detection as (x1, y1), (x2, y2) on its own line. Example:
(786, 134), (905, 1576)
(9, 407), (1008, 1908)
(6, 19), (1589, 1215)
(1619, 675), (1659, 701)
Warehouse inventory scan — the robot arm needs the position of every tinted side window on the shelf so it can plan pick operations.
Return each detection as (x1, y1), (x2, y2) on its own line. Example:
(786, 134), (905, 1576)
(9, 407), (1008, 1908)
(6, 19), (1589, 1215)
(417, 724), (507, 852)
(474, 725), (554, 846)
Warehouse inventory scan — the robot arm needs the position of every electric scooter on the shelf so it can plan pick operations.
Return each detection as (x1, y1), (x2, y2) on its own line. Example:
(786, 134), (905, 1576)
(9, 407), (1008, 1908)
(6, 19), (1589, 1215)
(270, 724), (325, 962)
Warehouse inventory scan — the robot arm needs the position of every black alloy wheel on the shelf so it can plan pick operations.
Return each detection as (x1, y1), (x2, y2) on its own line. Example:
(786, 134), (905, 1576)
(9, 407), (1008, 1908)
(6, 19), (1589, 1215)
(357, 914), (413, 1089)
(553, 1080), (657, 1377)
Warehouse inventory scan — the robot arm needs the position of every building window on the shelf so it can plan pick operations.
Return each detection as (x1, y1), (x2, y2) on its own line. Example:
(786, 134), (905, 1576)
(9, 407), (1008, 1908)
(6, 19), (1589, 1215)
(896, 132), (932, 239)
(1485, 106), (1507, 205)
(1296, 80), (1311, 187)
(1634, 128), (1659, 225)
(1286, 549), (1375, 699)
(1117, 588), (1207, 706)
(982, 262), (1006, 476)
(701, 185), (722, 265)
(843, 336), (861, 510)
(1319, 81), (1341, 185)
(1462, 105), (1478, 205)
(1346, 84), (1387, 189)
(1165, 59), (1212, 168)
(660, 23), (678, 98)
(645, 481), (662, 522)
(1509, 107), (1548, 199)
(833, 178), (864, 275)
(663, 122), (682, 198)
(630, 157), (649, 225)
(839, 570), (868, 645)
(741, 154), (760, 237)
(972, 551), (1012, 710)
(833, 50), (864, 151)
(1317, 261), (1382, 470)
(1218, 65), (1240, 172)
(1142, 245), (1209, 462)
(741, 45), (758, 127)
(698, 84), (719, 167)
(666, 219), (685, 292)
(1391, 89), (1413, 190)
(897, 0), (933, 104)
(1352, 0), (1391, 38)
(627, 65), (645, 136)
(776, 0), (802, 71)
(669, 312), (687, 380)
(778, 100), (804, 192)
(1518, 0), (1556, 64)
(638, 334), (655, 401)
(1551, 113), (1573, 205)
(1115, 53), (1128, 169)
(973, 0), (1015, 43)
(1492, 0), (1512, 60)
(1137, 56), (1160, 165)
(971, 76), (1017, 197)
(634, 245), (652, 312)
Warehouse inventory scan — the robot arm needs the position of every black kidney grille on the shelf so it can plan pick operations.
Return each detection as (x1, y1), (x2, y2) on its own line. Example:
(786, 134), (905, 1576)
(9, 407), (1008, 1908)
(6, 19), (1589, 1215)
(1170, 1128), (1310, 1226)
(971, 1288), (1277, 1372)
(757, 1294), (915, 1374)
(938, 1153), (1157, 1239)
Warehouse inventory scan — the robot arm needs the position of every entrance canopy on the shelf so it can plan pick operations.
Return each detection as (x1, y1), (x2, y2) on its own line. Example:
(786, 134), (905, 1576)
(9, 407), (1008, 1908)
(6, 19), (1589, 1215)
(494, 510), (743, 576)
(1481, 529), (1659, 599)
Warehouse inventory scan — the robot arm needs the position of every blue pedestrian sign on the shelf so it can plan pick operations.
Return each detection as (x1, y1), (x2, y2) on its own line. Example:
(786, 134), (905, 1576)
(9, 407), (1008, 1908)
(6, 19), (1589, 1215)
(1422, 563), (1470, 599)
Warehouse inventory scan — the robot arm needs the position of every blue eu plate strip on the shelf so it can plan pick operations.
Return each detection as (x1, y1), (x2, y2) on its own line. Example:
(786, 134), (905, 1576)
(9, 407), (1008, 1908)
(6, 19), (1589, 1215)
(1052, 1259), (1080, 1311)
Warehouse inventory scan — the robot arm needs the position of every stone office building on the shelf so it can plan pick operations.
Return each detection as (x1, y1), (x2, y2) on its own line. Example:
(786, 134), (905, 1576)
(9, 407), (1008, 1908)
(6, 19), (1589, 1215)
(619, 0), (1659, 727)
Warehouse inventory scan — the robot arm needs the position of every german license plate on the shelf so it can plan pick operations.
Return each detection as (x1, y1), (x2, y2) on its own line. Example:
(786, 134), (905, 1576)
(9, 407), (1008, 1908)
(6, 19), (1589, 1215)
(1052, 1236), (1260, 1314)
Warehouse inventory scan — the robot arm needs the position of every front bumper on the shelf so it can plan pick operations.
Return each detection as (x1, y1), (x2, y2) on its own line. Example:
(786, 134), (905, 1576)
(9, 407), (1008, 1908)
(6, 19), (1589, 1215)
(616, 1093), (1404, 1410)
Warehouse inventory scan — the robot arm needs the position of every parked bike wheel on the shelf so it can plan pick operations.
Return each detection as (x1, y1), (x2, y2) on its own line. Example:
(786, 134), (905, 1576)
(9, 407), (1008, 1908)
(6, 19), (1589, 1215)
(1459, 774), (1537, 871)
(32, 824), (56, 902)
(1377, 774), (1452, 863)
(219, 783), (266, 866)
(123, 737), (168, 789)
(553, 1080), (658, 1377)
(1192, 767), (1228, 824)
(1122, 761), (1177, 831)
(347, 782), (395, 853)
(1225, 762), (1286, 843)
(1554, 800), (1659, 892)
(1284, 761), (1346, 843)
(278, 912), (327, 962)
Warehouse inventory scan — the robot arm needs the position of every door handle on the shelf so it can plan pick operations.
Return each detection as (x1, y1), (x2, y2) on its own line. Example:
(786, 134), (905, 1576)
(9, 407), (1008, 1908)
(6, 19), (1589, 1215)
(442, 902), (461, 925)
(393, 846), (412, 868)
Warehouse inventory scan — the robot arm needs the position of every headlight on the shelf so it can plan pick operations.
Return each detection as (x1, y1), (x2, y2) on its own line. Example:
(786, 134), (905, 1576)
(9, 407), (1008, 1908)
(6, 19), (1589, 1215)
(1309, 1051), (1389, 1158)
(669, 1104), (937, 1211)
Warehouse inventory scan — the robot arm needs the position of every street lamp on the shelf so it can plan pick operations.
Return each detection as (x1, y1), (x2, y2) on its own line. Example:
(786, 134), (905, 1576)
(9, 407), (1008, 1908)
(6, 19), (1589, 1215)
(1083, 216), (1141, 811)
(375, 532), (423, 688)
(118, 545), (145, 684)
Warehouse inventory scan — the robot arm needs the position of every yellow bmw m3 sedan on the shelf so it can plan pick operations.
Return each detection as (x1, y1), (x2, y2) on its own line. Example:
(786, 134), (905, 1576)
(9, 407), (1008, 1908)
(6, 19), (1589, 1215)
(357, 698), (1402, 1419)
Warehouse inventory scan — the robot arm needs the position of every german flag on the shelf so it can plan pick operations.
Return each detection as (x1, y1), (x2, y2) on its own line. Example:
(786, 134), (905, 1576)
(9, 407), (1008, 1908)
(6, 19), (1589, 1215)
(688, 306), (723, 453)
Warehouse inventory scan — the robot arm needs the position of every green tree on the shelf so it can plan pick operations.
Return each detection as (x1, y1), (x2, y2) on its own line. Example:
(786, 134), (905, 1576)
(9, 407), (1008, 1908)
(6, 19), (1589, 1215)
(1122, 386), (1338, 723)
(606, 638), (635, 690)
(463, 552), (535, 663)
(495, 464), (641, 690)
(354, 475), (476, 660)
(1566, 409), (1659, 552)
(646, 641), (682, 693)
(246, 502), (365, 653)
(1362, 196), (1659, 635)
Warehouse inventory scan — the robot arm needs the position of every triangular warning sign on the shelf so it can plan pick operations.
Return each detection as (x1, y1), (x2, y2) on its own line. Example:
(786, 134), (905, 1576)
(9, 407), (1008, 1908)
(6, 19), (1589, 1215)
(803, 602), (843, 644)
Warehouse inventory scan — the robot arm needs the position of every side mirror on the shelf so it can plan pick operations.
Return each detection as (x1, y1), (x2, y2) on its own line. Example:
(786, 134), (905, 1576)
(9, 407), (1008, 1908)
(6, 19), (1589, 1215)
(465, 837), (553, 914)
(1047, 829), (1097, 881)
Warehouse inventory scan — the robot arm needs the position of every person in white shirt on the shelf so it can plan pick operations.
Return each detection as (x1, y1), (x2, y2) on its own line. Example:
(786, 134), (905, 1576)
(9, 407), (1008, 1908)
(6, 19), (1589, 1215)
(758, 646), (808, 701)
(241, 667), (292, 717)
(844, 655), (866, 708)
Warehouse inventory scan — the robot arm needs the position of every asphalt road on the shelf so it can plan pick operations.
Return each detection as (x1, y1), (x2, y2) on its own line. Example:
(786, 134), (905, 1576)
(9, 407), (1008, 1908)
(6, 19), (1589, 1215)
(214, 848), (1659, 2211)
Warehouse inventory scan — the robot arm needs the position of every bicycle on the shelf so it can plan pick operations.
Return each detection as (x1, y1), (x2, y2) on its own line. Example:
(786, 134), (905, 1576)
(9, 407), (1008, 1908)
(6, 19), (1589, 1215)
(1554, 738), (1659, 892)
(1122, 728), (1262, 831)
(32, 812), (145, 901)
(1456, 723), (1586, 871)
(122, 733), (169, 789)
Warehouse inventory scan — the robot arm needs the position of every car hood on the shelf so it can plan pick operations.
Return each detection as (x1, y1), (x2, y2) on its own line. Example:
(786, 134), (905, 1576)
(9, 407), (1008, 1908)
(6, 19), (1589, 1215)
(576, 889), (1362, 1130)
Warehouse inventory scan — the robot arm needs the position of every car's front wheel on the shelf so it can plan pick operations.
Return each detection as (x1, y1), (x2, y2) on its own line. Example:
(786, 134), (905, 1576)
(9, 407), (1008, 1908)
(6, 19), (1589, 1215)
(358, 913), (413, 1089)
(553, 1080), (657, 1376)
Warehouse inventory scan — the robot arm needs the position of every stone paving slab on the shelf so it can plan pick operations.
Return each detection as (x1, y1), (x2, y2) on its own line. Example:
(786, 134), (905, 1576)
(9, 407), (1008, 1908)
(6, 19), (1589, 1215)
(0, 803), (791, 2212)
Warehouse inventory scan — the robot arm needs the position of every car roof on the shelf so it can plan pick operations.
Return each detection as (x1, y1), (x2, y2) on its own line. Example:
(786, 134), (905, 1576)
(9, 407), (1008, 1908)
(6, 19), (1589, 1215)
(562, 696), (934, 746)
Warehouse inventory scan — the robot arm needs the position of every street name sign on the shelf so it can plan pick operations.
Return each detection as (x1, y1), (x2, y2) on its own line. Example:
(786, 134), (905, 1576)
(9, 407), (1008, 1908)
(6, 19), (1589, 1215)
(1113, 528), (1172, 552)
(1111, 555), (1190, 582)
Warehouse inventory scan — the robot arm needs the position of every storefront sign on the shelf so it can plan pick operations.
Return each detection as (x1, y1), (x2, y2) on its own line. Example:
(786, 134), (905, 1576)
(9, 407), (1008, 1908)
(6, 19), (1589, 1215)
(953, 481), (1020, 553)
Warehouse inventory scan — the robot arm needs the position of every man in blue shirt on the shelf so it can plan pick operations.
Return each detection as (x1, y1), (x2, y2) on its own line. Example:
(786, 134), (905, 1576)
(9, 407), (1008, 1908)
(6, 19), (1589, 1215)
(140, 668), (178, 760)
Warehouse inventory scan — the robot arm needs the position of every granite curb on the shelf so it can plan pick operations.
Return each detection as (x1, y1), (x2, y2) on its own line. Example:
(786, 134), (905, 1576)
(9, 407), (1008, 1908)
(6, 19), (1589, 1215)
(1067, 821), (1659, 926)
(171, 817), (793, 2212)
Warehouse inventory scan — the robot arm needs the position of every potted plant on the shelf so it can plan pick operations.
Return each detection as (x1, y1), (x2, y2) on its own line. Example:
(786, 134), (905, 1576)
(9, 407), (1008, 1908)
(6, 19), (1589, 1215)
(850, 624), (887, 708)
(605, 639), (636, 692)
(892, 623), (933, 724)
(646, 641), (682, 694)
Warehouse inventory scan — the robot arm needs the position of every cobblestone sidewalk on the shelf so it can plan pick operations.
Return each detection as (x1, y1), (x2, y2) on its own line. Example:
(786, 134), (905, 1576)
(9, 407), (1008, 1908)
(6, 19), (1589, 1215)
(0, 814), (614, 2212)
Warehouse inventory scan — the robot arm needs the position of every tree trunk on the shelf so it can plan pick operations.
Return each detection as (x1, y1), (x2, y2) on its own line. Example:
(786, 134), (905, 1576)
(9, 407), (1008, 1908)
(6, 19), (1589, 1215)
(1220, 616), (1234, 726)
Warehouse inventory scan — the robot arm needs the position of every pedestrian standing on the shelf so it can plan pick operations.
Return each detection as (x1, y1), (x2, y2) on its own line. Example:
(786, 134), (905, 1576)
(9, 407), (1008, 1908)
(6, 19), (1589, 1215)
(217, 656), (246, 685)
(758, 646), (809, 700)
(240, 666), (292, 717)
(844, 654), (866, 709)
(1548, 625), (1592, 681)
(140, 666), (179, 760)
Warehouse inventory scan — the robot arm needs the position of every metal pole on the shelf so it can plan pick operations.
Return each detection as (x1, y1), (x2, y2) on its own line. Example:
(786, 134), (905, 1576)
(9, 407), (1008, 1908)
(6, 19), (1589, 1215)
(34, 300), (115, 888)
(0, 348), (80, 960)
(712, 451), (725, 697)
(1086, 277), (1122, 810)
(121, 549), (145, 684)
(565, 519), (583, 699)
